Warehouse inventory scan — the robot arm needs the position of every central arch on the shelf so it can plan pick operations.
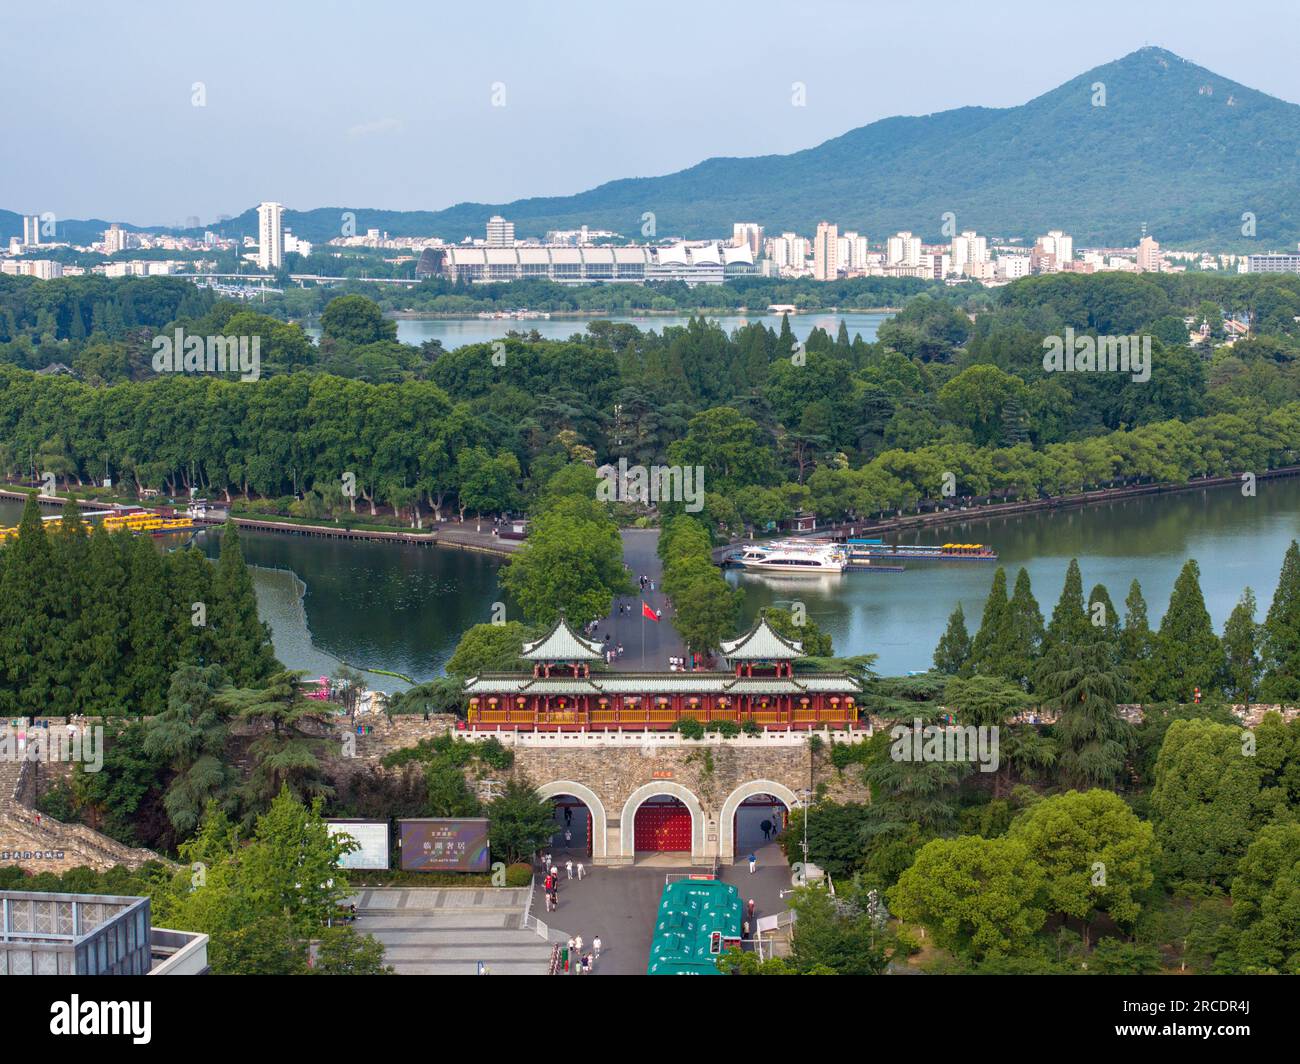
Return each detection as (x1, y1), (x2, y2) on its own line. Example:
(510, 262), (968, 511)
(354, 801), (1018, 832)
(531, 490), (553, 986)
(619, 781), (707, 864)
(718, 780), (802, 863)
(535, 780), (608, 861)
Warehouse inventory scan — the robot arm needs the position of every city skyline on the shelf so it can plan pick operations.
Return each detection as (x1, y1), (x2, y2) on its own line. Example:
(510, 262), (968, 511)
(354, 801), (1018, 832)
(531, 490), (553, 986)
(2, 1), (1298, 223)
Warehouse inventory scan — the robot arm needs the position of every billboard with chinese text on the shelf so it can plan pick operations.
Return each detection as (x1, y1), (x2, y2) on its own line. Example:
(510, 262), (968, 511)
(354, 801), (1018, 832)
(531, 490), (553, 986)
(398, 818), (491, 872)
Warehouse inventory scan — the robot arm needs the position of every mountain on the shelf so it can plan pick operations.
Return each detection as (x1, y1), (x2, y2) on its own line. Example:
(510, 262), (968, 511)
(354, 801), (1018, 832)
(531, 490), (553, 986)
(8, 47), (1300, 250)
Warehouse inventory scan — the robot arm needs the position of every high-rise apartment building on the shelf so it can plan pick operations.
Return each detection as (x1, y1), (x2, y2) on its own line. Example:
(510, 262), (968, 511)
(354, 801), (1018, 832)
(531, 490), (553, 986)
(257, 202), (285, 270)
(103, 224), (128, 254)
(813, 221), (838, 280)
(886, 231), (921, 267)
(485, 215), (515, 246)
(732, 222), (764, 258)
(950, 230), (988, 275)
(22, 215), (41, 246)
(838, 231), (869, 271)
(1137, 235), (1162, 273)
(1036, 230), (1073, 270)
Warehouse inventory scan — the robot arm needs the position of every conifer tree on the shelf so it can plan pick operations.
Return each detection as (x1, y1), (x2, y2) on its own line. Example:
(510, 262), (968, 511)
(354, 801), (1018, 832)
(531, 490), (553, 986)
(169, 546), (216, 667)
(1121, 579), (1157, 702)
(209, 521), (277, 685)
(125, 532), (173, 715)
(933, 602), (972, 675)
(777, 312), (796, 357)
(0, 494), (59, 714)
(1222, 587), (1260, 708)
(1044, 558), (1090, 650)
(969, 568), (1014, 678)
(1005, 568), (1046, 688)
(50, 497), (89, 705)
(1153, 559), (1226, 703)
(1085, 583), (1122, 654)
(76, 525), (130, 714)
(1260, 540), (1300, 702)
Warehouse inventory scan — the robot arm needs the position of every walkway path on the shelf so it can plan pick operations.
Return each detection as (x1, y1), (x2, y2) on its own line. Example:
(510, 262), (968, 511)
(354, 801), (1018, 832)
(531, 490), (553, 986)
(588, 529), (688, 672)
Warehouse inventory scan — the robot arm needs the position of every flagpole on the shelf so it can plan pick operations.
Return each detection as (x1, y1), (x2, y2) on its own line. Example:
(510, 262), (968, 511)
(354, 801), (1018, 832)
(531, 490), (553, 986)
(641, 604), (646, 669)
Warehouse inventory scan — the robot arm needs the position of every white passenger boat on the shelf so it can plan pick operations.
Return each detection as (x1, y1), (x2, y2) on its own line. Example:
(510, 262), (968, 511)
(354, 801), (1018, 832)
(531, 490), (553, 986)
(734, 541), (846, 574)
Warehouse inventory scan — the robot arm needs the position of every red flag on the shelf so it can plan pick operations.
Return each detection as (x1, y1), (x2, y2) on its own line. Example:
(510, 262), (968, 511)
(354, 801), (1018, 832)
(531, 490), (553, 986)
(642, 601), (658, 622)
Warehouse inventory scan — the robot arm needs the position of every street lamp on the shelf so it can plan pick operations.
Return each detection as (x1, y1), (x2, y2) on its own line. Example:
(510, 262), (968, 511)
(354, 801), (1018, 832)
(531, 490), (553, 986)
(798, 787), (812, 867)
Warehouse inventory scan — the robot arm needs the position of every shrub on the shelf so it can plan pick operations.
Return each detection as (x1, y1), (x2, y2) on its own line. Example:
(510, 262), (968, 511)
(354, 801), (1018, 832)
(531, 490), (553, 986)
(505, 863), (532, 887)
(676, 717), (705, 740)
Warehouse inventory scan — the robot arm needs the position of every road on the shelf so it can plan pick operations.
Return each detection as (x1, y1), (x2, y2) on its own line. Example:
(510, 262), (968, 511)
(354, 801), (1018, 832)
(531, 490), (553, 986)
(588, 528), (689, 672)
(536, 842), (793, 975)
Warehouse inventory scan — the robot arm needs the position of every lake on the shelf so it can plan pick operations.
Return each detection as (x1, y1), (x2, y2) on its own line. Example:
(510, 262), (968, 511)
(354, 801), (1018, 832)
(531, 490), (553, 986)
(5, 476), (1299, 690)
(304, 310), (891, 349)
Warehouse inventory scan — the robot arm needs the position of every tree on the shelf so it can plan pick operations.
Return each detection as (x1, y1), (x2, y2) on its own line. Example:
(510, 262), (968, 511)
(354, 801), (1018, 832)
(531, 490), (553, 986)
(943, 674), (1036, 797)
(968, 568), (1014, 678)
(672, 574), (743, 654)
(1151, 718), (1262, 889)
(787, 887), (888, 976)
(1034, 641), (1131, 788)
(1260, 540), (1300, 702)
(320, 294), (397, 346)
(487, 778), (555, 864)
(1223, 587), (1261, 707)
(0, 494), (59, 714)
(208, 521), (277, 685)
(445, 622), (535, 677)
(1152, 560), (1226, 702)
(1008, 789), (1155, 947)
(933, 603), (972, 675)
(1005, 568), (1045, 688)
(309, 926), (393, 975)
(1121, 580), (1158, 703)
(1044, 559), (1089, 651)
(1229, 822), (1300, 974)
(1084, 583), (1122, 654)
(889, 836), (1046, 962)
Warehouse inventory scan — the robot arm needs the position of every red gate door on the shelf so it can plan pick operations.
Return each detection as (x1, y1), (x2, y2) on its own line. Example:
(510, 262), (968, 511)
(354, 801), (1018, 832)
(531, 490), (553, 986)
(634, 799), (691, 851)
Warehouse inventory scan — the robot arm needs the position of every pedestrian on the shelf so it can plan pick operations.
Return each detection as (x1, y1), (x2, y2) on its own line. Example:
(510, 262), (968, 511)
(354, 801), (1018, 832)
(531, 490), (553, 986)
(566, 858), (574, 879)
(760, 818), (771, 841)
(550, 864), (559, 880)
(592, 935), (602, 960)
(747, 898), (756, 922)
(564, 828), (573, 847)
(575, 934), (583, 956)
(577, 861), (585, 880)
(565, 939), (574, 972)
(742, 918), (751, 938)
(582, 954), (592, 974)
(564, 806), (572, 825)
(748, 852), (757, 874)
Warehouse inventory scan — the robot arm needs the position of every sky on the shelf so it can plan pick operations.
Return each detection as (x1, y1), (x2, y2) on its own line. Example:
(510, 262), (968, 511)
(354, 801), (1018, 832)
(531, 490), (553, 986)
(3, 0), (1298, 225)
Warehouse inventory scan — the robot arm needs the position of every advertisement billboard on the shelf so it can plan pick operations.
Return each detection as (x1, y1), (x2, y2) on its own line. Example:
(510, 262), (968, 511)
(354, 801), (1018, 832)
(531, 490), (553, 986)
(398, 818), (491, 872)
(326, 819), (391, 870)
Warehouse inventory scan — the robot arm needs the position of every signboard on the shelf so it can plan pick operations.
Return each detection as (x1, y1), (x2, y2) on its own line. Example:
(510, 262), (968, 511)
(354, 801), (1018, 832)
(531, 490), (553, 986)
(398, 818), (490, 872)
(652, 770), (674, 779)
(326, 820), (390, 870)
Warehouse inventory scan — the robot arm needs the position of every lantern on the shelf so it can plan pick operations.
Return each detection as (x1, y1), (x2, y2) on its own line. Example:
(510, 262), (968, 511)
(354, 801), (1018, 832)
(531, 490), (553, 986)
(516, 698), (525, 708)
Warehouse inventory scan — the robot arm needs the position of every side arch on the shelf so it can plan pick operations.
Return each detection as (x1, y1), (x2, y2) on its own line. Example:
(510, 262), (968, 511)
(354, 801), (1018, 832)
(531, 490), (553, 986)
(619, 781), (707, 862)
(535, 780), (608, 861)
(718, 779), (802, 863)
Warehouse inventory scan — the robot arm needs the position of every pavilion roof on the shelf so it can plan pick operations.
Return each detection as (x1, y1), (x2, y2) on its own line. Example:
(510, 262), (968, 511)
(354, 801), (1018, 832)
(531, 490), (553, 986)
(521, 615), (604, 661)
(718, 616), (804, 661)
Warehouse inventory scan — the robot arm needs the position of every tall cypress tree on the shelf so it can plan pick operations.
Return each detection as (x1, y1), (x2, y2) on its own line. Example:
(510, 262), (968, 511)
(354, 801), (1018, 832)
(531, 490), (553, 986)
(168, 546), (216, 667)
(50, 497), (90, 706)
(1261, 540), (1300, 702)
(209, 521), (277, 685)
(1223, 587), (1260, 708)
(0, 494), (59, 714)
(933, 602), (972, 675)
(77, 525), (129, 714)
(1005, 568), (1045, 688)
(1121, 579), (1157, 702)
(1045, 558), (1090, 650)
(969, 568), (1014, 678)
(1086, 583), (1122, 653)
(1153, 559), (1226, 703)
(125, 532), (173, 715)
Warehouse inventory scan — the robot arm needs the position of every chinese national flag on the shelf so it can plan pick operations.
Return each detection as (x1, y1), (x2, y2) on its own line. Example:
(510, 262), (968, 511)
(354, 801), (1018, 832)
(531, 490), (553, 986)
(642, 601), (658, 622)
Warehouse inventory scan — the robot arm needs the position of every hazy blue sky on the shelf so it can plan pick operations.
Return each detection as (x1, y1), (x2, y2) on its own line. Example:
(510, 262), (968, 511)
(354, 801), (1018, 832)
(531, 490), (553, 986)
(3, 0), (1297, 224)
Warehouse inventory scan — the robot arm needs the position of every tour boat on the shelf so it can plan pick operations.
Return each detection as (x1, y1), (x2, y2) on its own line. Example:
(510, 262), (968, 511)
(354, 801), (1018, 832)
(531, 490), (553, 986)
(734, 541), (846, 574)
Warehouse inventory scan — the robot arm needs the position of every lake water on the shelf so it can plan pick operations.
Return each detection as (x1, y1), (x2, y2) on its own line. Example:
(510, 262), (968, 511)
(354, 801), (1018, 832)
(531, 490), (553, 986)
(304, 310), (890, 349)
(6, 477), (1300, 691)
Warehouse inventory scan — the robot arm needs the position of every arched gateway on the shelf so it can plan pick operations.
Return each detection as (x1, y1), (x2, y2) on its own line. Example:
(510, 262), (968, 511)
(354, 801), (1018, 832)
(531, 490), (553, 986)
(462, 614), (867, 865)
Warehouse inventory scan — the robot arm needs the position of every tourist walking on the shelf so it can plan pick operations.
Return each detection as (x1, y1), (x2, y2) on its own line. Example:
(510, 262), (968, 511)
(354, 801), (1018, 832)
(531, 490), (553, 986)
(747, 898), (756, 922)
(576, 861), (585, 880)
(748, 852), (757, 874)
(566, 858), (574, 879)
(592, 935), (602, 960)
(760, 818), (772, 841)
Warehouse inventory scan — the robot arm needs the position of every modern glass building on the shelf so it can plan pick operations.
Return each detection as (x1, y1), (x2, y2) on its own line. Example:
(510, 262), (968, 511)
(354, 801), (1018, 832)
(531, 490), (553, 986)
(1, 891), (153, 975)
